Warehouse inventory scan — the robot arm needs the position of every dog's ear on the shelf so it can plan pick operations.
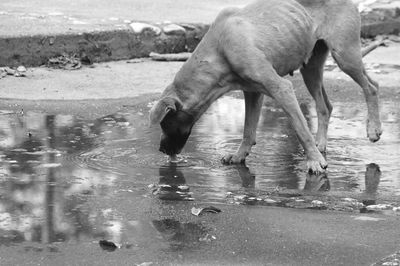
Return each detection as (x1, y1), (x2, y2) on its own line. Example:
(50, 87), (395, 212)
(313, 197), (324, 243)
(149, 97), (182, 126)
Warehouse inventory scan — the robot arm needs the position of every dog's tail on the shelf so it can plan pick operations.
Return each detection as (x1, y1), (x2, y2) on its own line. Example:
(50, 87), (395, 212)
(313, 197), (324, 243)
(361, 36), (387, 57)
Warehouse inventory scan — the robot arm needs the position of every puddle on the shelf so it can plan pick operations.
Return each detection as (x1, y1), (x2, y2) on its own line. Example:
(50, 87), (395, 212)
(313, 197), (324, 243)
(0, 95), (399, 247)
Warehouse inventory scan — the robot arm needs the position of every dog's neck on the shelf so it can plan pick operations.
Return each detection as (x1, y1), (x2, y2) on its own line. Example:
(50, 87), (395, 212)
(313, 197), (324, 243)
(169, 51), (238, 121)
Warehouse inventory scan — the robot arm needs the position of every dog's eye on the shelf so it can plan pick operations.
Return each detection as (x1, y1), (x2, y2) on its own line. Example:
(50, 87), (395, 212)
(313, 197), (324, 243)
(161, 110), (194, 137)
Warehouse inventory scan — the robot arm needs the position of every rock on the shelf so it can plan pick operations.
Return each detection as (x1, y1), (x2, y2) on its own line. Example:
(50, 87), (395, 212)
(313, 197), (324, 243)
(343, 197), (357, 202)
(311, 200), (324, 206)
(0, 68), (6, 79)
(366, 204), (392, 210)
(162, 24), (186, 35)
(129, 22), (161, 35)
(3, 67), (16, 75)
(14, 65), (27, 77)
(16, 65), (27, 72)
(234, 195), (247, 201)
(388, 35), (400, 42)
(264, 198), (277, 204)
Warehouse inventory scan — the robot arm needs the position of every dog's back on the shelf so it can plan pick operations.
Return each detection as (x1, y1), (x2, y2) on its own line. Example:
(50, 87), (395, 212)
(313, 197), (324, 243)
(210, 0), (317, 75)
(295, 0), (361, 44)
(208, 0), (362, 74)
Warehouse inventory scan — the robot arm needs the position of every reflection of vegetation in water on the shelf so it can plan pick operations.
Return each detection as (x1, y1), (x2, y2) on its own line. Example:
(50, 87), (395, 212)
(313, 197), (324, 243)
(0, 112), (125, 245)
(0, 96), (398, 247)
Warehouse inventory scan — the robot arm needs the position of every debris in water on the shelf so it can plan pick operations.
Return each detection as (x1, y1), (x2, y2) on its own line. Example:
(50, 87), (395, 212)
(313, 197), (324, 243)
(199, 233), (217, 242)
(273, 186), (281, 192)
(382, 261), (399, 266)
(177, 185), (189, 190)
(167, 155), (187, 164)
(191, 206), (222, 216)
(39, 163), (62, 168)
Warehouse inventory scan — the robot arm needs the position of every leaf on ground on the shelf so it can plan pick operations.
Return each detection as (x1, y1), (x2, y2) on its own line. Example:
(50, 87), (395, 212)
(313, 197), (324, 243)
(191, 206), (222, 216)
(99, 240), (119, 251)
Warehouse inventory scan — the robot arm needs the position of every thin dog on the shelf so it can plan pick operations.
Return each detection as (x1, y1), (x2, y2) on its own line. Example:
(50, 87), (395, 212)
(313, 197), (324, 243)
(149, 0), (382, 173)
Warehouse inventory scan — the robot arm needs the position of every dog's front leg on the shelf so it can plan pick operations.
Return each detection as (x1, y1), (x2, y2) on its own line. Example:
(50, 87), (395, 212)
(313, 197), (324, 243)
(225, 50), (327, 173)
(222, 91), (263, 164)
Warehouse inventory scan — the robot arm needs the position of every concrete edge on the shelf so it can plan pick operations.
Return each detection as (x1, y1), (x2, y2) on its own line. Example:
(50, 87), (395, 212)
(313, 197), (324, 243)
(361, 7), (400, 37)
(0, 8), (399, 67)
(0, 22), (209, 67)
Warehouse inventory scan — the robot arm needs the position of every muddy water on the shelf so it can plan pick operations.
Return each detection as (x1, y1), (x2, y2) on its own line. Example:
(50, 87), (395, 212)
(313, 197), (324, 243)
(0, 95), (399, 248)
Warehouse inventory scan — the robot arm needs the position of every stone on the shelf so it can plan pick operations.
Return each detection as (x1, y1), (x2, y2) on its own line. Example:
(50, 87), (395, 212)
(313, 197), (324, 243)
(129, 22), (161, 35)
(163, 24), (186, 35)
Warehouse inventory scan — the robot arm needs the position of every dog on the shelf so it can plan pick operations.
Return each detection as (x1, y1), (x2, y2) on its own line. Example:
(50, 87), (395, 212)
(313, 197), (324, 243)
(149, 0), (382, 173)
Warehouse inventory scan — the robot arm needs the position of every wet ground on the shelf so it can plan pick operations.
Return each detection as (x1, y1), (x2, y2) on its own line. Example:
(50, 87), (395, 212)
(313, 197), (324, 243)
(0, 83), (400, 264)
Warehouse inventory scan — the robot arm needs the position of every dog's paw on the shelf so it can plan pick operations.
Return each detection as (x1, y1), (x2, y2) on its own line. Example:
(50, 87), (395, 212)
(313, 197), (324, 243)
(221, 153), (246, 164)
(367, 124), (383, 143)
(306, 156), (328, 174)
(367, 119), (382, 142)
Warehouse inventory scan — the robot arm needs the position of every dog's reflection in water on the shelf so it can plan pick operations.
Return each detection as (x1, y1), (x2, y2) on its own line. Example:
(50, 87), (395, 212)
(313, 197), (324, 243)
(363, 163), (381, 205)
(157, 163), (193, 201)
(234, 163), (330, 192)
(234, 163), (256, 188)
(304, 172), (330, 192)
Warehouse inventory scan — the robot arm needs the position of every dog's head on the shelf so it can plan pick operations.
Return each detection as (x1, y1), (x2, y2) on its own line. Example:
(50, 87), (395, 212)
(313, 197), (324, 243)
(149, 96), (195, 156)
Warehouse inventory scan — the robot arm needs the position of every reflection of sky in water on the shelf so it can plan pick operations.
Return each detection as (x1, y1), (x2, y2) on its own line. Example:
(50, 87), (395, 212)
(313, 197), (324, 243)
(0, 95), (399, 246)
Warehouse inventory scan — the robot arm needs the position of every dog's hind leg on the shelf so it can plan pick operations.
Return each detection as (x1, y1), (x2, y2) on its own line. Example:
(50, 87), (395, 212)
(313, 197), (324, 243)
(300, 40), (332, 153)
(222, 91), (263, 164)
(227, 54), (327, 172)
(331, 45), (382, 142)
